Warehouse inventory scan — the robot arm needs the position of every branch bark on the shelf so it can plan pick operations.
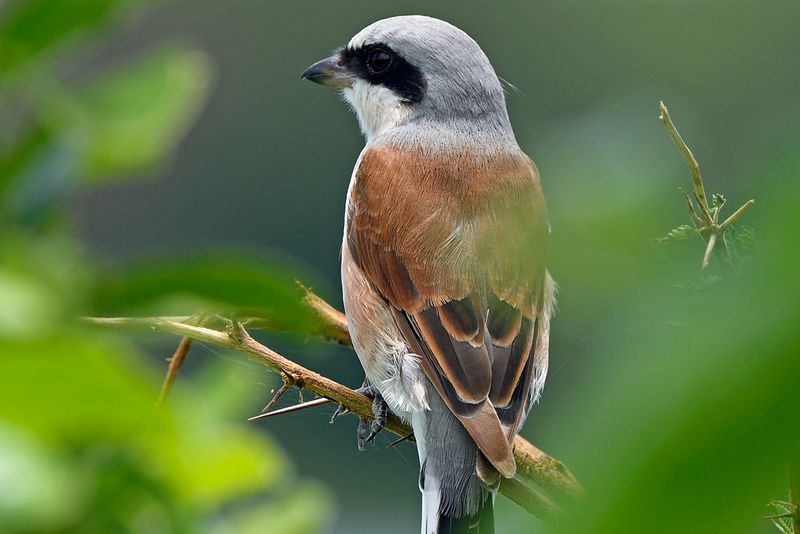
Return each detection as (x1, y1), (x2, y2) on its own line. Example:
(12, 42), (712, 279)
(86, 289), (582, 519)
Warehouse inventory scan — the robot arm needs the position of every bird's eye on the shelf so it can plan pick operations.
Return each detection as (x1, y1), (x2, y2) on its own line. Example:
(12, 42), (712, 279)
(367, 49), (392, 74)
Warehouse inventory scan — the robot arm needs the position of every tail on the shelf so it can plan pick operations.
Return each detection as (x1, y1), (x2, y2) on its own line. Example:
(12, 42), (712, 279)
(422, 481), (494, 534)
(415, 397), (496, 534)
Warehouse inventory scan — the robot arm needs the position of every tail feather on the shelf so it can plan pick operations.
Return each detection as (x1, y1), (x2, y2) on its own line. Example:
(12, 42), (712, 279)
(414, 390), (497, 534)
(422, 477), (494, 534)
(436, 498), (494, 534)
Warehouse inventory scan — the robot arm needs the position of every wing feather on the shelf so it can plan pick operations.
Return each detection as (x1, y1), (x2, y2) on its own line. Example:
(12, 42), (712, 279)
(347, 144), (549, 475)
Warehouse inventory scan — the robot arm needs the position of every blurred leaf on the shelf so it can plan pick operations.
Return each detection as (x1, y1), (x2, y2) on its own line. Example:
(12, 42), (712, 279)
(45, 44), (211, 181)
(0, 122), (49, 200)
(0, 3), (332, 531)
(219, 482), (333, 534)
(0, 424), (81, 532)
(3, 135), (79, 225)
(154, 424), (288, 509)
(0, 231), (91, 339)
(0, 334), (168, 442)
(73, 446), (190, 533)
(0, 0), (144, 73)
(0, 334), (319, 531)
(90, 250), (320, 332)
(188, 356), (279, 422)
(156, 359), (289, 509)
(0, 268), (60, 339)
(712, 193), (726, 210)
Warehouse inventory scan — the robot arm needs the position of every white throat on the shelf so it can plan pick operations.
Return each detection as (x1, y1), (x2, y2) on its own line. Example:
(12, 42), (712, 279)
(342, 80), (411, 142)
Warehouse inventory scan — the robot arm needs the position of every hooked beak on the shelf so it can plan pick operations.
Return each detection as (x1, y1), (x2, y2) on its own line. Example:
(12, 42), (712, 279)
(301, 54), (353, 89)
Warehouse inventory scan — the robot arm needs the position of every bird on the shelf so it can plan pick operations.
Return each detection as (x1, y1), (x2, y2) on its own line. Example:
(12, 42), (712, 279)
(302, 15), (555, 534)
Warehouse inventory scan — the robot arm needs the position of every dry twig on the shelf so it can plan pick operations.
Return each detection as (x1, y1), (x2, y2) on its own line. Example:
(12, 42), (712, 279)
(87, 288), (581, 520)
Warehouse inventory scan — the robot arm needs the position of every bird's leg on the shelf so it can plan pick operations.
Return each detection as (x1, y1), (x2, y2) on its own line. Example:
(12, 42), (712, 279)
(364, 386), (389, 444)
(330, 380), (390, 451)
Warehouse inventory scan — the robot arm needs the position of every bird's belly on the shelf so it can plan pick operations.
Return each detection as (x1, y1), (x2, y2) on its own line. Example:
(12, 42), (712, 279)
(341, 243), (430, 418)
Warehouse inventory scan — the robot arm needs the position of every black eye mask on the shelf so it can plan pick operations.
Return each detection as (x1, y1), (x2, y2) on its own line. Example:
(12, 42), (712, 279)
(340, 43), (427, 104)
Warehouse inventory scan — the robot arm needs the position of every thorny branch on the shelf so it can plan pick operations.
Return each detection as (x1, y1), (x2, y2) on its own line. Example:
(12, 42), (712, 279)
(87, 286), (582, 520)
(659, 101), (755, 269)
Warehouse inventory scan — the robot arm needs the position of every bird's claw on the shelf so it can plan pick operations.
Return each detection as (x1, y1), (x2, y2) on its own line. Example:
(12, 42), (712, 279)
(331, 383), (390, 451)
(329, 403), (350, 423)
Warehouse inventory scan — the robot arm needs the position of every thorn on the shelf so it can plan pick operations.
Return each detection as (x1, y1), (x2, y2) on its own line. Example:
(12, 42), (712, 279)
(701, 231), (718, 269)
(227, 316), (248, 343)
(330, 404), (350, 423)
(261, 380), (291, 413)
(386, 432), (415, 448)
(248, 397), (331, 421)
(719, 198), (756, 231)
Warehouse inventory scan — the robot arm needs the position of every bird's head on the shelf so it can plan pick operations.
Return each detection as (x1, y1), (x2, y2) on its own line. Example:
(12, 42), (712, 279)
(302, 16), (512, 143)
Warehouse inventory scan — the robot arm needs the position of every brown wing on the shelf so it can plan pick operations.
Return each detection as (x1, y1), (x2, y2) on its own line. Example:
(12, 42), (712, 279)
(347, 144), (549, 476)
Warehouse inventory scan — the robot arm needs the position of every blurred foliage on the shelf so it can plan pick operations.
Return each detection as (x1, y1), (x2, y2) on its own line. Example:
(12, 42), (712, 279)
(90, 251), (318, 331)
(495, 108), (800, 533)
(0, 1), (332, 533)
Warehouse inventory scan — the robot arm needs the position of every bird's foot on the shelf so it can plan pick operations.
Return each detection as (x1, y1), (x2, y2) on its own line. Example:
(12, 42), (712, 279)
(330, 383), (390, 451)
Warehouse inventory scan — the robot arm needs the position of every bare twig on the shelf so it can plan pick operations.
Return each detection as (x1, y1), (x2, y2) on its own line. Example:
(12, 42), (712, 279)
(297, 281), (351, 345)
(157, 337), (192, 405)
(86, 299), (582, 518)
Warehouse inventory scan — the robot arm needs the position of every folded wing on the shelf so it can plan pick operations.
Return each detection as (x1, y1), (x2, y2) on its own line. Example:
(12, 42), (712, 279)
(346, 144), (549, 476)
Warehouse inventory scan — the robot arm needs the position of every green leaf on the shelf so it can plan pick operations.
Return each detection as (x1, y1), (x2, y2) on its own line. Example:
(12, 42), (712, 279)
(46, 44), (211, 181)
(766, 500), (794, 534)
(0, 0), (144, 73)
(657, 224), (698, 242)
(89, 250), (322, 333)
(712, 193), (727, 210)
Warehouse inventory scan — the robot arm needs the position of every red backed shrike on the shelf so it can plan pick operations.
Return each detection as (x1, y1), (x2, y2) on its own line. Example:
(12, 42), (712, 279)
(302, 15), (554, 534)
